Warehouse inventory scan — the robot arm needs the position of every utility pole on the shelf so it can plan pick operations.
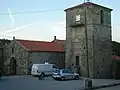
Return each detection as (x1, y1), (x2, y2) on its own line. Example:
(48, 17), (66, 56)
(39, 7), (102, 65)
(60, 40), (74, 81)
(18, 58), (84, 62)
(84, 0), (89, 78)
(93, 35), (95, 78)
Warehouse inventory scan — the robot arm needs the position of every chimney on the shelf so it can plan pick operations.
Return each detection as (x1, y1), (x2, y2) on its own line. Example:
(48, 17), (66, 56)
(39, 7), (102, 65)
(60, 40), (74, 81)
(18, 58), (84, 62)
(54, 36), (56, 40)
(13, 36), (15, 40)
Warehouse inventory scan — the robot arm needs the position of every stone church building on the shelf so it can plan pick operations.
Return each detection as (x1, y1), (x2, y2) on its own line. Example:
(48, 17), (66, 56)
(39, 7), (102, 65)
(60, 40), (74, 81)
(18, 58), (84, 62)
(4, 36), (65, 75)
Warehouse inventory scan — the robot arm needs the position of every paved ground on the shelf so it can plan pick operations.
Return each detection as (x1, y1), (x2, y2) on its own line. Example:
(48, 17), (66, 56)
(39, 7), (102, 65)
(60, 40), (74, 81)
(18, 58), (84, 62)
(0, 76), (120, 90)
(98, 86), (120, 90)
(0, 76), (84, 90)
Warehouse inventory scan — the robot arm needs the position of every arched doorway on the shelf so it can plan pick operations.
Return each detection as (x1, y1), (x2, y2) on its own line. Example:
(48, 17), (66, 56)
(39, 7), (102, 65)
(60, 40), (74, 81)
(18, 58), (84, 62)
(10, 57), (17, 75)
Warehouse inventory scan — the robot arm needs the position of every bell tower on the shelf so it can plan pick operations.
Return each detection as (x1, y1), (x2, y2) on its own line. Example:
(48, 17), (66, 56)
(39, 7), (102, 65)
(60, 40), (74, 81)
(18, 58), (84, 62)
(65, 2), (112, 78)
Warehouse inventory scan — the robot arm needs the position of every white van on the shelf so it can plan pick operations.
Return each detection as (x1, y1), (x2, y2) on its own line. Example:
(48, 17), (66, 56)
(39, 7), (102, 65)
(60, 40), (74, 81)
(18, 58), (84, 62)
(31, 63), (58, 76)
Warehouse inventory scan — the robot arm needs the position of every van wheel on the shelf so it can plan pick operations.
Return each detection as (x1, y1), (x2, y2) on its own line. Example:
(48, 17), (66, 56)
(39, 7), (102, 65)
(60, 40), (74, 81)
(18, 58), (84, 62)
(61, 76), (65, 81)
(39, 73), (45, 80)
(41, 73), (45, 78)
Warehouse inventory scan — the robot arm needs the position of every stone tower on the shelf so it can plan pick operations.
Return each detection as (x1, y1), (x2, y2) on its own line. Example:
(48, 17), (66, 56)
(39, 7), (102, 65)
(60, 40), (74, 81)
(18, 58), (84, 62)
(65, 2), (112, 78)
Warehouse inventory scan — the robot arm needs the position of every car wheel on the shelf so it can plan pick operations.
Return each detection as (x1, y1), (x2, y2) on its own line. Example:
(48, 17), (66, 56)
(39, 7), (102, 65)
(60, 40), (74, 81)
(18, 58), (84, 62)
(75, 75), (79, 80)
(53, 77), (56, 80)
(61, 76), (65, 81)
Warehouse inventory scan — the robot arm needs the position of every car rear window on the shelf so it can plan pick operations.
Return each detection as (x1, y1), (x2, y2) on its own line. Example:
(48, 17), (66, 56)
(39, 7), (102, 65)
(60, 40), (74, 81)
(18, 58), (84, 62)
(62, 69), (69, 73)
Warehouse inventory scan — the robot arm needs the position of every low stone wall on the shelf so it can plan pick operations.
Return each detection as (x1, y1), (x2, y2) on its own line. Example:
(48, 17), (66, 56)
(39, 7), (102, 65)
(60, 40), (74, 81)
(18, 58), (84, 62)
(3, 65), (28, 75)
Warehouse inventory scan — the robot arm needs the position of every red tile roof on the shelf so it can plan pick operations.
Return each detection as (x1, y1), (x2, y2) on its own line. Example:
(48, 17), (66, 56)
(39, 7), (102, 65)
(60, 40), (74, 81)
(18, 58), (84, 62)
(17, 39), (65, 52)
(17, 39), (120, 59)
(112, 55), (120, 60)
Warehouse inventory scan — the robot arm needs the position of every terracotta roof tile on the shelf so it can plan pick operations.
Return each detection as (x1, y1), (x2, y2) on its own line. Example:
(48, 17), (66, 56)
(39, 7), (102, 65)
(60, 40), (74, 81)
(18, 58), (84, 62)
(112, 55), (120, 60)
(17, 39), (65, 52)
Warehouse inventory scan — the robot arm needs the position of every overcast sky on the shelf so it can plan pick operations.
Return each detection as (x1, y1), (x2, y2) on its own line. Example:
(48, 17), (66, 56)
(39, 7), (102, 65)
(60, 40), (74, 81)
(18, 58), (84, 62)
(0, 0), (120, 42)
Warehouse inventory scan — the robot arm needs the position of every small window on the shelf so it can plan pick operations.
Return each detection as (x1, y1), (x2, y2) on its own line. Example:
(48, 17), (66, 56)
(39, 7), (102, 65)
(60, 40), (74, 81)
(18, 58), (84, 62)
(103, 59), (104, 62)
(84, 47), (86, 49)
(12, 48), (14, 54)
(97, 71), (99, 74)
(83, 63), (84, 66)
(101, 64), (103, 68)
(76, 15), (80, 22)
(76, 56), (79, 66)
(100, 10), (104, 24)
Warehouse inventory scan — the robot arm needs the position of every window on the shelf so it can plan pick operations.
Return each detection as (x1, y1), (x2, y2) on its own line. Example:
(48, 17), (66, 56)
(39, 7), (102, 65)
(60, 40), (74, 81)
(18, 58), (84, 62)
(100, 10), (104, 24)
(76, 15), (80, 22)
(53, 65), (57, 69)
(103, 59), (104, 62)
(55, 70), (60, 74)
(97, 71), (99, 74)
(12, 48), (14, 54)
(84, 47), (86, 49)
(83, 63), (84, 66)
(76, 56), (79, 66)
(68, 70), (73, 73)
(62, 69), (68, 73)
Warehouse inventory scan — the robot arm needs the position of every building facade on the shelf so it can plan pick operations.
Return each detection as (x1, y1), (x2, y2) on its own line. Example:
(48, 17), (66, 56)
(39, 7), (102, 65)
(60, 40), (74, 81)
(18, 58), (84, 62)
(65, 2), (112, 78)
(0, 39), (11, 74)
(0, 40), (5, 71)
(4, 37), (65, 75)
(112, 56), (120, 79)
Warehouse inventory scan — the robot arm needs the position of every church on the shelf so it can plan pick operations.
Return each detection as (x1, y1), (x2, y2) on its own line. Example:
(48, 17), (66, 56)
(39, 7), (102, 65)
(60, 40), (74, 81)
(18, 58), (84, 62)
(4, 1), (115, 79)
(4, 36), (65, 75)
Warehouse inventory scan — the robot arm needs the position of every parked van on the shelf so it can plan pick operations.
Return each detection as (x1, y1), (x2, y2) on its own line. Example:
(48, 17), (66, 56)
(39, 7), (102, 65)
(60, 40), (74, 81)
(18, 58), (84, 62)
(31, 63), (58, 76)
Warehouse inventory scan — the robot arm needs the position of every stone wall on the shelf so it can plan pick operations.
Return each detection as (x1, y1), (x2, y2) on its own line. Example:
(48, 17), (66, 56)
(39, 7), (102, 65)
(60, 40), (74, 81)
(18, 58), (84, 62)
(4, 39), (28, 75)
(28, 52), (65, 69)
(4, 39), (65, 75)
(65, 6), (91, 77)
(112, 59), (120, 79)
(0, 41), (4, 71)
(90, 5), (112, 78)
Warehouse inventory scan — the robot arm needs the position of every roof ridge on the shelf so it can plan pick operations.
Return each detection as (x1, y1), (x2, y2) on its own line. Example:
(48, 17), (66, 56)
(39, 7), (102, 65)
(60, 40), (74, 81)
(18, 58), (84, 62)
(56, 39), (65, 41)
(16, 39), (51, 42)
(16, 39), (65, 52)
(64, 2), (112, 11)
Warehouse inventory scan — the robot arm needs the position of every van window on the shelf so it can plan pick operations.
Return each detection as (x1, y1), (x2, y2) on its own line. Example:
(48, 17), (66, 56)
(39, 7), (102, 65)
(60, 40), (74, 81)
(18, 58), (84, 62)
(53, 65), (57, 68)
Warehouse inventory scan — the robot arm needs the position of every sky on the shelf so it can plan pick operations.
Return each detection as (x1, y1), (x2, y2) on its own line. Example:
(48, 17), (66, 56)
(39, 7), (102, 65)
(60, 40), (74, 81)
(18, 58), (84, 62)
(0, 0), (120, 42)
